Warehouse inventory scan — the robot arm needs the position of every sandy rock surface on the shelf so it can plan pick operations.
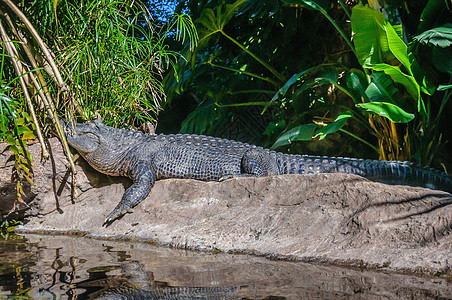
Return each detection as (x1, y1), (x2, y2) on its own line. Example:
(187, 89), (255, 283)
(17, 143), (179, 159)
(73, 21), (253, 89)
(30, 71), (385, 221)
(1, 138), (452, 275)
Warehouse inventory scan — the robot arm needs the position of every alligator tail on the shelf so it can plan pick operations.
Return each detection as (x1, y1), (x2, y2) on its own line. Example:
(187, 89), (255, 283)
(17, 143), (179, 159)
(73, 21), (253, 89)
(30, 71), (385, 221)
(277, 154), (452, 193)
(356, 159), (452, 194)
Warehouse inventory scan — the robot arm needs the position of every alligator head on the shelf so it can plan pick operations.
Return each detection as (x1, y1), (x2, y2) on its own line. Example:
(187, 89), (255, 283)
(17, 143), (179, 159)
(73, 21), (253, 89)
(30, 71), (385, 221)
(59, 117), (107, 155)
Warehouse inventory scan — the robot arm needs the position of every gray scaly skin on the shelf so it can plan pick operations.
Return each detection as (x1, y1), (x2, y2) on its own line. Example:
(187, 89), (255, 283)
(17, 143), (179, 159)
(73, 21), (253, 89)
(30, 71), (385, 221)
(59, 118), (452, 224)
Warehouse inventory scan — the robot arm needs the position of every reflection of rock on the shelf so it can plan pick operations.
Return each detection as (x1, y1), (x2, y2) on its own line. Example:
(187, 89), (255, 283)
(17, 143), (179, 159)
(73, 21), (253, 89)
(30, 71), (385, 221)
(1, 138), (452, 275)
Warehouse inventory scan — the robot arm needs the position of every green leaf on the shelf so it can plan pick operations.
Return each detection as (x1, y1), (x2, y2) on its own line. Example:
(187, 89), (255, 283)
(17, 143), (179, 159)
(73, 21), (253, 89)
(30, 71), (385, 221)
(8, 144), (19, 156)
(16, 125), (31, 136)
(16, 117), (26, 126)
(315, 111), (354, 140)
(392, 24), (404, 41)
(384, 20), (412, 74)
(345, 68), (368, 103)
(432, 46), (452, 74)
(6, 135), (17, 147)
(271, 123), (317, 149)
(265, 66), (316, 113)
(197, 0), (248, 45)
(370, 63), (420, 102)
(0, 114), (9, 135)
(365, 72), (398, 103)
(408, 52), (436, 96)
(22, 130), (36, 140)
(414, 24), (452, 48)
(418, 0), (447, 33)
(356, 102), (414, 123)
(438, 84), (452, 91)
(351, 5), (413, 75)
(351, 4), (393, 66)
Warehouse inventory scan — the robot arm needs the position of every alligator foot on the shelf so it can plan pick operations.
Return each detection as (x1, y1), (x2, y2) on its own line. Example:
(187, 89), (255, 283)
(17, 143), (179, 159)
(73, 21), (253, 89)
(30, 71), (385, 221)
(103, 207), (134, 226)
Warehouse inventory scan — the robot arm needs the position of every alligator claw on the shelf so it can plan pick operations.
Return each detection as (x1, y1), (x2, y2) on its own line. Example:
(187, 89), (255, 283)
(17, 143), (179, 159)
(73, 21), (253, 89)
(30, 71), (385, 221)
(218, 175), (234, 182)
(103, 207), (128, 225)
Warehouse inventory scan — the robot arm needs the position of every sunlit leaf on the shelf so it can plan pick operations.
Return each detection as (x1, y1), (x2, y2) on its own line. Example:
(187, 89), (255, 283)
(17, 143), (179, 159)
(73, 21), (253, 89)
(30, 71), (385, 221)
(414, 24), (452, 48)
(352, 5), (414, 76)
(351, 4), (392, 66)
(315, 111), (354, 140)
(197, 0), (248, 45)
(271, 123), (317, 149)
(22, 131), (36, 140)
(370, 63), (420, 102)
(356, 102), (414, 123)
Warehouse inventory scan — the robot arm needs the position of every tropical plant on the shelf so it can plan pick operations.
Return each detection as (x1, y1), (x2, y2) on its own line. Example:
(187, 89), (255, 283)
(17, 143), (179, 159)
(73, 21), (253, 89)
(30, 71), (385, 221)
(166, 0), (451, 170)
(164, 0), (315, 143)
(0, 0), (197, 213)
(0, 86), (34, 212)
(271, 0), (451, 167)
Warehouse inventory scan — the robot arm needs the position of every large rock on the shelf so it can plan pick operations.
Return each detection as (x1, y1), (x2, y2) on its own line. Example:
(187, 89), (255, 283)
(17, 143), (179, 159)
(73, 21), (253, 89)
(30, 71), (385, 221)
(2, 138), (452, 275)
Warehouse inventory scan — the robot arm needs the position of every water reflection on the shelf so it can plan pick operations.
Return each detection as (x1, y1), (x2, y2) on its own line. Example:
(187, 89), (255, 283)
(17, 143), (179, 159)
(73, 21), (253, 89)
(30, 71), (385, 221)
(0, 234), (451, 299)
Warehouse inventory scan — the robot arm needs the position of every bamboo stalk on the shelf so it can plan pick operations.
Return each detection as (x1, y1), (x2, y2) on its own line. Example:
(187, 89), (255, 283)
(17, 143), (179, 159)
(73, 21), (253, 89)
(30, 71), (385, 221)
(1, 0), (68, 91)
(0, 20), (49, 158)
(2, 12), (78, 197)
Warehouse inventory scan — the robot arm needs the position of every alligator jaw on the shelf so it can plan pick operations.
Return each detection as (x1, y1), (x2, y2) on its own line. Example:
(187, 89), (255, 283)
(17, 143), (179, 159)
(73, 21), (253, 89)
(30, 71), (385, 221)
(58, 117), (76, 136)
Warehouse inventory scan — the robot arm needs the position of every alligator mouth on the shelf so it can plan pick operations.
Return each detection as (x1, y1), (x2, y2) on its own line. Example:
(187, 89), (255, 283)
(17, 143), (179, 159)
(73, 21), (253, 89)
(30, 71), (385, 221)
(59, 117), (76, 136)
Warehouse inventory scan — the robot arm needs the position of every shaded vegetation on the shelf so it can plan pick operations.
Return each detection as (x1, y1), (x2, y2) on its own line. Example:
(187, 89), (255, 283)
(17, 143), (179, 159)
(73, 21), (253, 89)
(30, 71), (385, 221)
(163, 0), (452, 171)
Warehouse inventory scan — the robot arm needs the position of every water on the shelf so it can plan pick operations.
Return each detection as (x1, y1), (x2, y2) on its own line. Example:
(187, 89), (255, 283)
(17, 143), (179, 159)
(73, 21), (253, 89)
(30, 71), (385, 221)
(1, 234), (451, 299)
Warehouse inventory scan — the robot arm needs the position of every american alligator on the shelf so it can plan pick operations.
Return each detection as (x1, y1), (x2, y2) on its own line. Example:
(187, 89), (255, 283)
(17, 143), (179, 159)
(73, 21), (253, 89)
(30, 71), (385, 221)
(59, 118), (452, 224)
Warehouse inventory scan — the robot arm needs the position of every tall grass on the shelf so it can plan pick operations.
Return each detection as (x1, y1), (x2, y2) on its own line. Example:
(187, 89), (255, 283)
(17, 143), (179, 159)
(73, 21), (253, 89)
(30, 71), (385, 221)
(34, 0), (197, 126)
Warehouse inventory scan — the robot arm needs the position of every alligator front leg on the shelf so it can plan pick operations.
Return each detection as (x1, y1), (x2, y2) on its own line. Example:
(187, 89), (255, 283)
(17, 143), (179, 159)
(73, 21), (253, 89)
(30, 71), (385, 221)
(104, 163), (155, 224)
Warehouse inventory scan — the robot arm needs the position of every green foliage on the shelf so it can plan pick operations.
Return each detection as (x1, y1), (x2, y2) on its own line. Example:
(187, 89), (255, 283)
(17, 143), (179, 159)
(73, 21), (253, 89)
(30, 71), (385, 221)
(0, 1), (197, 223)
(1, 219), (22, 239)
(264, 2), (450, 165)
(47, 0), (180, 125)
(196, 0), (285, 83)
(356, 102), (414, 123)
(351, 4), (424, 111)
(22, 0), (197, 127)
(414, 24), (452, 48)
(164, 0), (451, 168)
(0, 87), (34, 205)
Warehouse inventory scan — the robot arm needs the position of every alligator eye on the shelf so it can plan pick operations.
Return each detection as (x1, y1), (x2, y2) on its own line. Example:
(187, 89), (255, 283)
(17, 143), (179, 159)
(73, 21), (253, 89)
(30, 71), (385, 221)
(85, 132), (97, 139)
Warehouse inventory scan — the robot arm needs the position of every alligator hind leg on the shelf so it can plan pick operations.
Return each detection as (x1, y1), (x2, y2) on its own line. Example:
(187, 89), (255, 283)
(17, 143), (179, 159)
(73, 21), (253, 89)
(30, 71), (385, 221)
(218, 149), (279, 181)
(241, 148), (280, 177)
(104, 163), (155, 225)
